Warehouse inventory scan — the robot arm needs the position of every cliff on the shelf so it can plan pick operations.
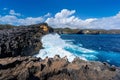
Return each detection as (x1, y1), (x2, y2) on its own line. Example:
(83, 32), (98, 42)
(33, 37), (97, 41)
(0, 23), (53, 58)
(54, 28), (79, 34)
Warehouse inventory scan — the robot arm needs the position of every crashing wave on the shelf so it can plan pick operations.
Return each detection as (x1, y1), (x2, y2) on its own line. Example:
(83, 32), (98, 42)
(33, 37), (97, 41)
(35, 33), (98, 62)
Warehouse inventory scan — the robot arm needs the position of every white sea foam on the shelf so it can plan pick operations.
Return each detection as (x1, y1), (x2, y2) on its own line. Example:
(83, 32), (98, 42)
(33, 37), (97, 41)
(35, 33), (97, 62)
(35, 33), (76, 62)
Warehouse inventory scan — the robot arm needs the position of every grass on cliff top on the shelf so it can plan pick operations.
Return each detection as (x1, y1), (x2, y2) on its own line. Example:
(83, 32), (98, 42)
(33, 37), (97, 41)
(0, 24), (15, 30)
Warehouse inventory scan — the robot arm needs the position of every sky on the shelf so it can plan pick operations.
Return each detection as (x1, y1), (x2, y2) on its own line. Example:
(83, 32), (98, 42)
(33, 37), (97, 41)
(0, 0), (120, 29)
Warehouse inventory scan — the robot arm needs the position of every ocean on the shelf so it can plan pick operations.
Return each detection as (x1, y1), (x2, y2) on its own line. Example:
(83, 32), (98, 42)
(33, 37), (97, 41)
(35, 33), (120, 67)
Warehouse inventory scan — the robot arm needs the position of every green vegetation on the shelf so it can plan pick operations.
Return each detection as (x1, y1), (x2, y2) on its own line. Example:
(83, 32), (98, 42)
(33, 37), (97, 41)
(0, 24), (15, 30)
(54, 27), (80, 34)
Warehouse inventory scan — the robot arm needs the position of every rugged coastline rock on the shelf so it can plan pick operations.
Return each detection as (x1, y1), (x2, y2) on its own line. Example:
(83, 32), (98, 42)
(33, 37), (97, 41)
(0, 23), (53, 58)
(0, 24), (120, 80)
(0, 56), (120, 80)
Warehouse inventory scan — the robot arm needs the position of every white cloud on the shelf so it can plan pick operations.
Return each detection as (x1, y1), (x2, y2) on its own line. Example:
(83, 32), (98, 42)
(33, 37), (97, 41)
(44, 13), (51, 17)
(3, 8), (8, 10)
(9, 10), (21, 16)
(0, 15), (44, 25)
(0, 9), (44, 25)
(18, 17), (44, 25)
(88, 13), (120, 29)
(46, 9), (120, 29)
(0, 9), (120, 29)
(0, 15), (17, 24)
(55, 9), (75, 18)
(46, 9), (97, 29)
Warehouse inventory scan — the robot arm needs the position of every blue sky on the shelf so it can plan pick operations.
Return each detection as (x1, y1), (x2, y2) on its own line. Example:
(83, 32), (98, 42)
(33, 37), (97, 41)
(0, 0), (120, 29)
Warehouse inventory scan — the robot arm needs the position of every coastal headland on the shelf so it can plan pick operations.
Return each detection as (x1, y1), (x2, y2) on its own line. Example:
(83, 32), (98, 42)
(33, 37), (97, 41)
(0, 23), (120, 80)
(54, 28), (120, 34)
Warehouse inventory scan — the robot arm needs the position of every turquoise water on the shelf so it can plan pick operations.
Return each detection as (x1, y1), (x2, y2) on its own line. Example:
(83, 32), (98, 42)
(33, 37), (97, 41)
(61, 34), (120, 67)
(35, 34), (120, 67)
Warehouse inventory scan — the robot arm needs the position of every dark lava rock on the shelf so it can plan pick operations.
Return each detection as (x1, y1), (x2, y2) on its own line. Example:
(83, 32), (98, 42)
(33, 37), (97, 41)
(0, 56), (120, 80)
(0, 23), (53, 58)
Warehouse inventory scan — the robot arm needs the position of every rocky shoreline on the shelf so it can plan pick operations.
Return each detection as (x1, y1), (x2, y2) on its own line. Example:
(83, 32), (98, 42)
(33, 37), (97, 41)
(0, 55), (120, 80)
(0, 23), (120, 80)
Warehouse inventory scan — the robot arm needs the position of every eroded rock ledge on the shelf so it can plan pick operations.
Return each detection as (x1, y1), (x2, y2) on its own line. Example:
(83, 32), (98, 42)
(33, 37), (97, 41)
(0, 23), (53, 58)
(0, 56), (120, 80)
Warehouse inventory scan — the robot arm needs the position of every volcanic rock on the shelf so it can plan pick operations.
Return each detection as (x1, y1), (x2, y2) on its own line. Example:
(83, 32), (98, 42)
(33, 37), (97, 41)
(0, 56), (120, 80)
(0, 23), (53, 58)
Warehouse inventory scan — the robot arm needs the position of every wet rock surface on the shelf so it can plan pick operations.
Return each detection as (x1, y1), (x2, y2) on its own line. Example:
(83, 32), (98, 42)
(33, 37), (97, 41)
(0, 23), (53, 58)
(0, 56), (120, 80)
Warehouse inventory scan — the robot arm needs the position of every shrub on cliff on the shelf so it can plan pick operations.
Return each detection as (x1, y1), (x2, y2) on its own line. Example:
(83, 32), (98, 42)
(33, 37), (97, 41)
(0, 24), (15, 30)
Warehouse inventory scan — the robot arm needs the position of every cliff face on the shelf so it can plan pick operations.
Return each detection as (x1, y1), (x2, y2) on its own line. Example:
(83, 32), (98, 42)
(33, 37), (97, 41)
(54, 28), (79, 34)
(0, 23), (53, 58)
(0, 56), (120, 80)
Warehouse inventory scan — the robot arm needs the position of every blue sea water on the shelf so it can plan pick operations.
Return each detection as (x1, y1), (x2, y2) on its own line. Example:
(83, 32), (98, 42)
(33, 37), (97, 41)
(61, 34), (120, 67)
(35, 34), (120, 67)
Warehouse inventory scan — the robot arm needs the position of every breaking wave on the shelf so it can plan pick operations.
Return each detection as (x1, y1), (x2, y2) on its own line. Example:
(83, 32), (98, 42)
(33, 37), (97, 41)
(35, 33), (97, 62)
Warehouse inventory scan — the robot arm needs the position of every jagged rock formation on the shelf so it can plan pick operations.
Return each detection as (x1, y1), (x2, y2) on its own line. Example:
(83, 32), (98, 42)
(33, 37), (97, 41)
(0, 56), (120, 80)
(0, 23), (53, 58)
(0, 24), (120, 80)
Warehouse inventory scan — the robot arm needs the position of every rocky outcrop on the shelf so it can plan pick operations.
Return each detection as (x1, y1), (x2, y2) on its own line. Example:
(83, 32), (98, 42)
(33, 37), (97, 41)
(77, 29), (100, 34)
(0, 24), (120, 80)
(0, 23), (53, 58)
(76, 29), (120, 34)
(0, 56), (120, 80)
(54, 28), (79, 34)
